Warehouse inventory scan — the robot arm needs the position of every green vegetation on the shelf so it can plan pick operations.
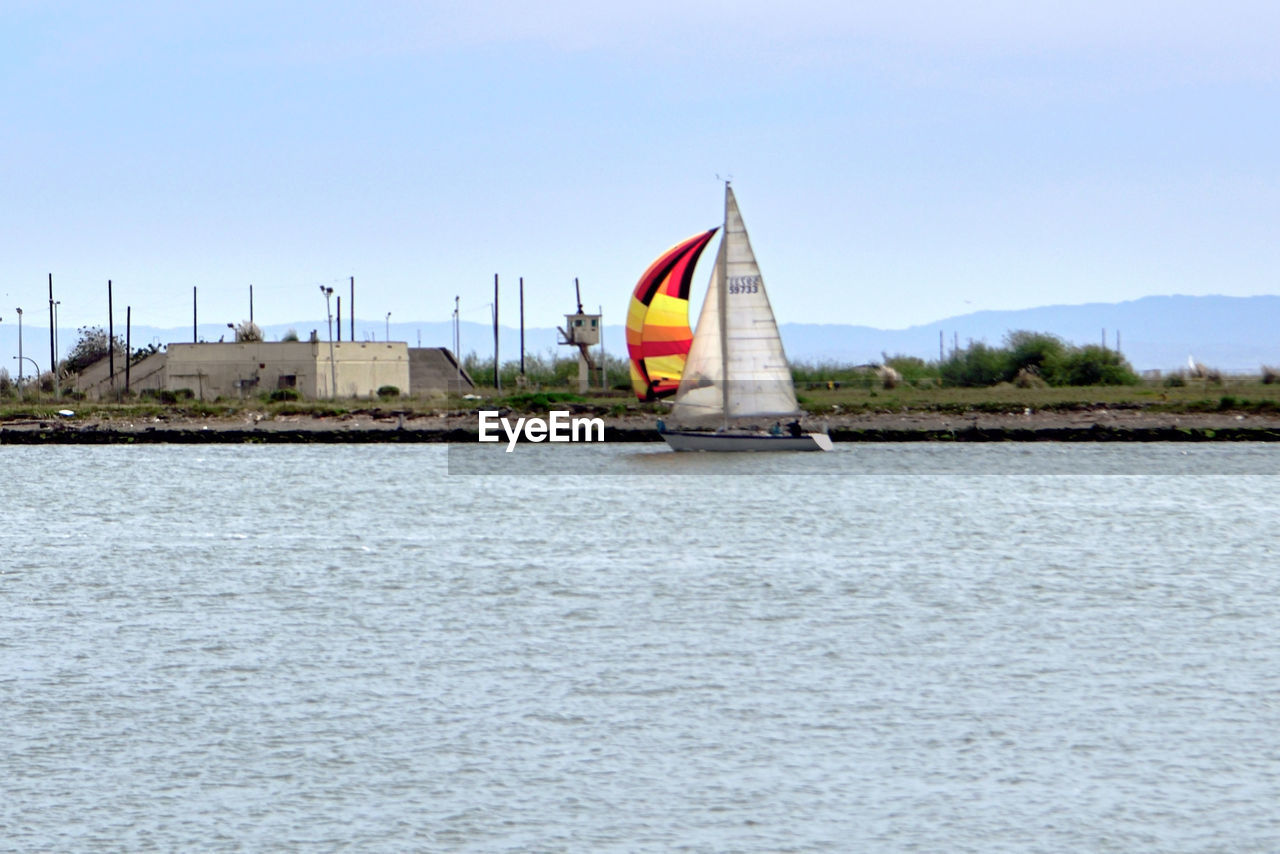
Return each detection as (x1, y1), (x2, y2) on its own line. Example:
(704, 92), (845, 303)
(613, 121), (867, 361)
(4, 329), (1275, 425)
(6, 373), (1280, 425)
(909, 333), (1138, 388)
(235, 321), (264, 342)
(495, 391), (587, 412)
(63, 326), (128, 375)
(60, 326), (160, 380)
(791, 331), (1140, 390)
(791, 379), (1280, 416)
(463, 350), (633, 392)
(140, 388), (195, 404)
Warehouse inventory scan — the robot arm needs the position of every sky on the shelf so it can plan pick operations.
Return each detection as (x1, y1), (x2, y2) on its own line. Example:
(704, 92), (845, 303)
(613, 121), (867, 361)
(3, 1), (1279, 341)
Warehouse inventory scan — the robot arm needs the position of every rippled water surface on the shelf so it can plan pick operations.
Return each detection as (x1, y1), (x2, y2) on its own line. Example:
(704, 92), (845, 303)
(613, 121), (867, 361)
(3, 444), (1279, 852)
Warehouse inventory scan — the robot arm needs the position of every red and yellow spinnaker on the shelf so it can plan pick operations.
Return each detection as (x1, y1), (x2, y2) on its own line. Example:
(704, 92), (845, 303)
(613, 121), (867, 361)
(626, 228), (717, 400)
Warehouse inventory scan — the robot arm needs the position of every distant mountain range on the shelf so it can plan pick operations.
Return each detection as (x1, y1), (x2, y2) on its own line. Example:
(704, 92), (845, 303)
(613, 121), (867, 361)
(773, 294), (1280, 373)
(3, 294), (1276, 377)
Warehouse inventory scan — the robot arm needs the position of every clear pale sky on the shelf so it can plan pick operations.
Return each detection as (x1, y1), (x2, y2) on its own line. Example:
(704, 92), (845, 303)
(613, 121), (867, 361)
(3, 1), (1278, 335)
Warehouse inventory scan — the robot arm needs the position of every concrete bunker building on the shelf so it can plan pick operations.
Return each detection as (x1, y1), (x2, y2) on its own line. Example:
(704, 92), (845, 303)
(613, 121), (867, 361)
(75, 338), (472, 401)
(166, 340), (408, 399)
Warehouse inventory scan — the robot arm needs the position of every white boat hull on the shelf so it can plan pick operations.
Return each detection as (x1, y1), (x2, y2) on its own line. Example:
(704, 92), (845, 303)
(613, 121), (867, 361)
(661, 430), (834, 452)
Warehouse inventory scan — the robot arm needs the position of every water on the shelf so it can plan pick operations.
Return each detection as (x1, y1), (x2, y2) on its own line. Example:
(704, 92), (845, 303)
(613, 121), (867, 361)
(3, 444), (1279, 852)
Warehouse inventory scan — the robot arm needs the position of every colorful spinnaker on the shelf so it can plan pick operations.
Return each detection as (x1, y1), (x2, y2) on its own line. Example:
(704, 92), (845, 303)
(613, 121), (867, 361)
(626, 228), (717, 400)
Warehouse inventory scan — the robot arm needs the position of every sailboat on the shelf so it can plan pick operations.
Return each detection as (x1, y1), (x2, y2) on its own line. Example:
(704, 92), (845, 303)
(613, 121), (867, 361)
(659, 183), (833, 452)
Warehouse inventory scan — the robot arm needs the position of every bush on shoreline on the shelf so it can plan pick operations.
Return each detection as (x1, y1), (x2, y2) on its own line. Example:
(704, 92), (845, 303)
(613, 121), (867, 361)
(940, 333), (1139, 388)
(462, 350), (632, 392)
(790, 330), (1140, 390)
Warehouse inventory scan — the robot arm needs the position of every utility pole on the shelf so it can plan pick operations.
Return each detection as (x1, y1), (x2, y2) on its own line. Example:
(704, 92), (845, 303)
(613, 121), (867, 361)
(126, 306), (132, 394)
(48, 274), (56, 396)
(493, 274), (500, 392)
(108, 280), (115, 389)
(519, 277), (525, 379)
(52, 299), (61, 395)
(15, 307), (22, 386)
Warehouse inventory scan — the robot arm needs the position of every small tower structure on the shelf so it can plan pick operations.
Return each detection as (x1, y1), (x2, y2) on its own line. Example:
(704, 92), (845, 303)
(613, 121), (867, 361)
(557, 278), (600, 393)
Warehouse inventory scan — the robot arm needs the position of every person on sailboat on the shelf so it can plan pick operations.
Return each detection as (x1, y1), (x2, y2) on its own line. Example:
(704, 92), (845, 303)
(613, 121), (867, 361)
(787, 420), (802, 437)
(770, 422), (782, 436)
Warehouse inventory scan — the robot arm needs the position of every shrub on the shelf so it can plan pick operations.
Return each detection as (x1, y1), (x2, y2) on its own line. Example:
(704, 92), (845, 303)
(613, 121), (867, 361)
(940, 343), (1007, 387)
(269, 388), (301, 402)
(883, 355), (937, 387)
(463, 349), (637, 391)
(280, 329), (300, 342)
(376, 385), (400, 399)
(792, 360), (874, 389)
(1263, 366), (1278, 385)
(1046, 345), (1139, 387)
(1005, 331), (1067, 378)
(499, 391), (586, 411)
(1013, 368), (1047, 388)
(235, 321), (264, 342)
(933, 331), (1142, 388)
(142, 388), (196, 404)
(1164, 373), (1187, 388)
(64, 326), (128, 375)
(130, 342), (162, 365)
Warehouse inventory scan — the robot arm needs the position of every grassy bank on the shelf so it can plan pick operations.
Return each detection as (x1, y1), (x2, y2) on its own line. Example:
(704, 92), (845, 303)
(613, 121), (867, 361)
(4, 375), (1280, 424)
(794, 378), (1280, 416)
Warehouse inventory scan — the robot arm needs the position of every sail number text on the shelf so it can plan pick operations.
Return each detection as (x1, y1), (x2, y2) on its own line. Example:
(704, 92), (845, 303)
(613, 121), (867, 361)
(727, 276), (760, 294)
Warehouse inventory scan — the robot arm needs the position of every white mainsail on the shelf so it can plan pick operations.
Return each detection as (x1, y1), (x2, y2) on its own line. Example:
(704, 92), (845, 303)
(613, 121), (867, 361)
(669, 184), (800, 425)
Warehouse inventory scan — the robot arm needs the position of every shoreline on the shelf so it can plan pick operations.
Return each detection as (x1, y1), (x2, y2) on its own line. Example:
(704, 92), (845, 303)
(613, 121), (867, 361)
(5, 408), (1280, 444)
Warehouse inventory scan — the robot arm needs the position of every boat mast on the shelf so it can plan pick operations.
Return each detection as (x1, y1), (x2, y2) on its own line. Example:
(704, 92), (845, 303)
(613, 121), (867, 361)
(718, 181), (731, 428)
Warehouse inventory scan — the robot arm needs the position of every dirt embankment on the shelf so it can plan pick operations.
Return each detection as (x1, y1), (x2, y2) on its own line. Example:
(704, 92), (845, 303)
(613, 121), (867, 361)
(4, 406), (1280, 444)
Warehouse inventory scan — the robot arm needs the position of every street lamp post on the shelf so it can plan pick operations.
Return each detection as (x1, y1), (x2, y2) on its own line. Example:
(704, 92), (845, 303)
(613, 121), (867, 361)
(52, 300), (60, 396)
(13, 356), (39, 387)
(320, 286), (337, 399)
(15, 307), (23, 386)
(385, 312), (391, 342)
